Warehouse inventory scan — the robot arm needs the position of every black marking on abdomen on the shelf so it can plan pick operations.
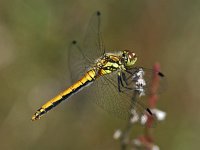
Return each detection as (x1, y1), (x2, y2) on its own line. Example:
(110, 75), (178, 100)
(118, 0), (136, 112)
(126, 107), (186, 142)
(44, 79), (94, 113)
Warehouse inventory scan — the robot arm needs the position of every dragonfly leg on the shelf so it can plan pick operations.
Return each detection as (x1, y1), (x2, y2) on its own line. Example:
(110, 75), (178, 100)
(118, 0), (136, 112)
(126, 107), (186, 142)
(118, 72), (133, 92)
(121, 72), (128, 85)
(125, 69), (134, 75)
(117, 72), (123, 92)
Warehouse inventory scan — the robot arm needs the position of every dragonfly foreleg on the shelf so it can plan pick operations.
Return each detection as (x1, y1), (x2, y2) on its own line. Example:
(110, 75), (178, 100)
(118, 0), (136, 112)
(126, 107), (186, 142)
(117, 72), (123, 92)
(121, 72), (128, 86)
(118, 72), (133, 92)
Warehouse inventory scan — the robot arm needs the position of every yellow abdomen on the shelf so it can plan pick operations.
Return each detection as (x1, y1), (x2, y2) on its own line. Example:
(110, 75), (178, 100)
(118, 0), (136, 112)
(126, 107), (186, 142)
(31, 69), (96, 121)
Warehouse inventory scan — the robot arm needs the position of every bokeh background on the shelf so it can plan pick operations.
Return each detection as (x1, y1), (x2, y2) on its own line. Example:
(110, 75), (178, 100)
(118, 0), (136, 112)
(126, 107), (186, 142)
(0, 0), (200, 149)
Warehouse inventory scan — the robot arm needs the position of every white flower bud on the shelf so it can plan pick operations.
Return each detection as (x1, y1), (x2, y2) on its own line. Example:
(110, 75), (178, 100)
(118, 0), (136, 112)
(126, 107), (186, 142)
(113, 129), (122, 140)
(151, 108), (166, 121)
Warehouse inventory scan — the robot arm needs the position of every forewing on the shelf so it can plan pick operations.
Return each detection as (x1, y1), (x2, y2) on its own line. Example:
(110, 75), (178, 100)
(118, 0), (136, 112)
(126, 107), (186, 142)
(68, 11), (105, 83)
(142, 68), (167, 95)
(82, 11), (105, 61)
(126, 67), (167, 96)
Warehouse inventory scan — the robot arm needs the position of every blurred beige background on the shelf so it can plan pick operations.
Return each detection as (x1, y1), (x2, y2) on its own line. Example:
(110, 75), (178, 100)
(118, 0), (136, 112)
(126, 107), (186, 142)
(0, 0), (200, 149)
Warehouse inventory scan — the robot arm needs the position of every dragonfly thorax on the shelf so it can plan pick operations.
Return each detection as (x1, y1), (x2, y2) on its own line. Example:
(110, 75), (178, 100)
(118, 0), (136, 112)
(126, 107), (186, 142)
(93, 50), (137, 76)
(93, 53), (122, 75)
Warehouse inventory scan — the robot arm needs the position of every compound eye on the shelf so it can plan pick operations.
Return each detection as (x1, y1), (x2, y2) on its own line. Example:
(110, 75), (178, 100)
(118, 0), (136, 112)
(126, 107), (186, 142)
(128, 52), (136, 60)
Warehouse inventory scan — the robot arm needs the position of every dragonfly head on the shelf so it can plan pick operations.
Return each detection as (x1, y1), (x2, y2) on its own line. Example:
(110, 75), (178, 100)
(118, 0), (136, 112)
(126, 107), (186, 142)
(121, 50), (137, 68)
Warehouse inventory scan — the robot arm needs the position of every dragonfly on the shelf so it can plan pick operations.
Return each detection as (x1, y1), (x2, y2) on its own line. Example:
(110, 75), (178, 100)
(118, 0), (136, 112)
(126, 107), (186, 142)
(31, 11), (165, 121)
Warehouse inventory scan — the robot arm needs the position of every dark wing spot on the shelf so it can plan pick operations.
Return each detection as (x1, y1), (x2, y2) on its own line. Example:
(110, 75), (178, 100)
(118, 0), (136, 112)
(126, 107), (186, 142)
(72, 40), (77, 44)
(158, 72), (164, 77)
(96, 11), (101, 16)
(146, 108), (153, 115)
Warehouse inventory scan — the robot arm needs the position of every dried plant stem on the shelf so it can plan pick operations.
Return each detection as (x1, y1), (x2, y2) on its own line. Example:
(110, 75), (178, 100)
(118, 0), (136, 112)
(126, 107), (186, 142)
(145, 63), (161, 137)
(135, 63), (162, 149)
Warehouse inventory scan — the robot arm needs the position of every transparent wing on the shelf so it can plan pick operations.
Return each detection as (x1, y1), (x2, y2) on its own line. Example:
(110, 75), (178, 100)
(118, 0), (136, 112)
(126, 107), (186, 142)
(144, 68), (166, 95)
(126, 67), (167, 96)
(68, 11), (105, 83)
(81, 71), (148, 120)
(82, 11), (105, 61)
(144, 70), (167, 95)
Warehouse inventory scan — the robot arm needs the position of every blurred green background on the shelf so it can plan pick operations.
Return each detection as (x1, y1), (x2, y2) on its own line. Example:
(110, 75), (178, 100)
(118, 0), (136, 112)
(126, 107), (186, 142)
(0, 0), (200, 149)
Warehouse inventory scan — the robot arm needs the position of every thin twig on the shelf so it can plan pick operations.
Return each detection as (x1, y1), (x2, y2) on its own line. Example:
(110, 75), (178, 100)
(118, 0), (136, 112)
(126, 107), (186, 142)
(120, 91), (140, 150)
(133, 63), (163, 149)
